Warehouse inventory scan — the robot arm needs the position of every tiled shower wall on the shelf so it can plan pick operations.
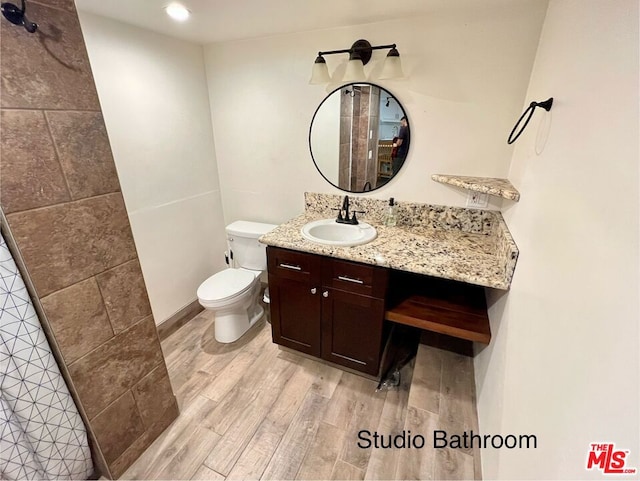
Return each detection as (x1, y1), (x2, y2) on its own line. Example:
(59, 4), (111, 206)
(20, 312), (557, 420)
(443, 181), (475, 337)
(338, 86), (379, 192)
(366, 87), (379, 189)
(350, 86), (367, 190)
(0, 1), (178, 478)
(350, 85), (378, 191)
(338, 87), (352, 189)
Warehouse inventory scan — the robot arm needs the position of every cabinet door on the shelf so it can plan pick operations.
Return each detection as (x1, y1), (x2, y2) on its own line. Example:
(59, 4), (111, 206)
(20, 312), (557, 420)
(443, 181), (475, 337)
(321, 288), (385, 376)
(269, 275), (322, 357)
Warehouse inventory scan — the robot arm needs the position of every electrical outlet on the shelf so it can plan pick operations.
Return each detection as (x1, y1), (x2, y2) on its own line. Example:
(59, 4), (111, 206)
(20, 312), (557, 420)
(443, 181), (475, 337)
(466, 191), (489, 208)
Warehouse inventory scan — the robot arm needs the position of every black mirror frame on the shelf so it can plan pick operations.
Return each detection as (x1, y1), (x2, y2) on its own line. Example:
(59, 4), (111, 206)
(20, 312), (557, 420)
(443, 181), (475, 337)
(308, 82), (410, 194)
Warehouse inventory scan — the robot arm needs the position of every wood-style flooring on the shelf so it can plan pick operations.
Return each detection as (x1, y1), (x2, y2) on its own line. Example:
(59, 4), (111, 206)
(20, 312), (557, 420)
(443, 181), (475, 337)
(122, 310), (482, 480)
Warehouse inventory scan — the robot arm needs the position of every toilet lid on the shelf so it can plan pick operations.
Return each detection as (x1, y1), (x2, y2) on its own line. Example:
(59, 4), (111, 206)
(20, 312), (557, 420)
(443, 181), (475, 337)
(197, 268), (255, 302)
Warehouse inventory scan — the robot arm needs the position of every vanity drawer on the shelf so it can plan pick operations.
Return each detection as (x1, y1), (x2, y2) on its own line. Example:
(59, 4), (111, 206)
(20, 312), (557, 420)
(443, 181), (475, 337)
(267, 247), (321, 283)
(323, 258), (388, 298)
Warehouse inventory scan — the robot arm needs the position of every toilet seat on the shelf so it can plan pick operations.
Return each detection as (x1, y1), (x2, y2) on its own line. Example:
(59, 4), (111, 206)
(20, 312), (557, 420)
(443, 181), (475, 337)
(197, 268), (256, 303)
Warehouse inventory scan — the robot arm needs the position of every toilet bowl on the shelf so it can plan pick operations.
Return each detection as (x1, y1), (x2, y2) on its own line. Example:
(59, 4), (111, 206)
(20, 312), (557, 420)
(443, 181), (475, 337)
(196, 220), (276, 343)
(197, 268), (263, 343)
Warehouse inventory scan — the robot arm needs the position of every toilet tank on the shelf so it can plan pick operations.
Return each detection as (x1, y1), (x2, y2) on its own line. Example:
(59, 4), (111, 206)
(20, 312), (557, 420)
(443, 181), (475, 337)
(226, 221), (277, 271)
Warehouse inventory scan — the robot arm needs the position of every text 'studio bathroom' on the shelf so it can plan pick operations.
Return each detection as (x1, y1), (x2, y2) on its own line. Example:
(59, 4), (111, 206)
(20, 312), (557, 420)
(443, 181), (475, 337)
(0, 1), (637, 480)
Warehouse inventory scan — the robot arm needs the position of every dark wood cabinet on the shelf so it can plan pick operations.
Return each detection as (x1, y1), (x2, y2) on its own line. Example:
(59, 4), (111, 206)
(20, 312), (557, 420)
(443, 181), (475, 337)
(267, 247), (322, 357)
(269, 275), (321, 357)
(321, 287), (385, 375)
(267, 246), (388, 376)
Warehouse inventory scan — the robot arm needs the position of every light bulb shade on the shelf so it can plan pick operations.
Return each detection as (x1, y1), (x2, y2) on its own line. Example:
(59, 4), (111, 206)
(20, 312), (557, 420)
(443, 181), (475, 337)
(343, 57), (366, 82)
(309, 56), (331, 84)
(379, 48), (404, 79)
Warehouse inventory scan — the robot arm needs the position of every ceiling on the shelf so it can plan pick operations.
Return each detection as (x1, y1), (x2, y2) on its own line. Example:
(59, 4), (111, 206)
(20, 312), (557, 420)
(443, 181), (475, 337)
(74, 0), (534, 45)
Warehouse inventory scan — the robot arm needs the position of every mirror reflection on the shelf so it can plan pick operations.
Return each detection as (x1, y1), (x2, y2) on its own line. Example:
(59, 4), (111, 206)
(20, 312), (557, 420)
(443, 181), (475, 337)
(310, 83), (410, 193)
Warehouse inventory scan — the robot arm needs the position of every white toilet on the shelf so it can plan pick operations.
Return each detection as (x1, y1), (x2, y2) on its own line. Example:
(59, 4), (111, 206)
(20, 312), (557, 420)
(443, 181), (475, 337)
(197, 220), (277, 343)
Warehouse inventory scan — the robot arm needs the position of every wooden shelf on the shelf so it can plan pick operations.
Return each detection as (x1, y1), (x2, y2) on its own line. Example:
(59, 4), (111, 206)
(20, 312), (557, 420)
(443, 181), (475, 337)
(385, 294), (491, 344)
(431, 174), (520, 202)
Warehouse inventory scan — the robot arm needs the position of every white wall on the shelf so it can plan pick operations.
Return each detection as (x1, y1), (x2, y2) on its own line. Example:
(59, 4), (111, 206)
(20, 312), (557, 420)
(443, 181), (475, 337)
(203, 2), (548, 224)
(310, 90), (340, 184)
(78, 13), (227, 324)
(475, 1), (640, 479)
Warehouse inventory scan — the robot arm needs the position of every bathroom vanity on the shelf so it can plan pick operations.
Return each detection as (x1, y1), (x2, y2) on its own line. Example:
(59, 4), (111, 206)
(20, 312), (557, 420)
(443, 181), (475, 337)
(267, 246), (389, 375)
(261, 193), (519, 376)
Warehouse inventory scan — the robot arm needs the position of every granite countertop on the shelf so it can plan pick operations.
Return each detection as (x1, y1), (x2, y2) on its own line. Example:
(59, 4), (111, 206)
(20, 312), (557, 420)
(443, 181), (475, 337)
(431, 174), (521, 201)
(259, 194), (519, 290)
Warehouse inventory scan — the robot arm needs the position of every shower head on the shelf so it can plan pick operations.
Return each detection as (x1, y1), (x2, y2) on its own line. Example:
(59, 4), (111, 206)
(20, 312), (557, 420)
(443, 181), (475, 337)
(1, 0), (38, 33)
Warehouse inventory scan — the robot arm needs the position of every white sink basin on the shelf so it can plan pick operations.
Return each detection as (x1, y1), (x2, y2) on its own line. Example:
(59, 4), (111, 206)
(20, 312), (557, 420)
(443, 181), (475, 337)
(301, 219), (377, 247)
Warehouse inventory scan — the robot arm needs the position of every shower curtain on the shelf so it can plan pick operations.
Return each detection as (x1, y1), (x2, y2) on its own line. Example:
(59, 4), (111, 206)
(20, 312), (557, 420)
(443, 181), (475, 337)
(0, 232), (93, 480)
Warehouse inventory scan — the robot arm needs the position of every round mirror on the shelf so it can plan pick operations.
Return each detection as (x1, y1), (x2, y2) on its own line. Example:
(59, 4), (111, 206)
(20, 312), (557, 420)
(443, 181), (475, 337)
(309, 83), (410, 193)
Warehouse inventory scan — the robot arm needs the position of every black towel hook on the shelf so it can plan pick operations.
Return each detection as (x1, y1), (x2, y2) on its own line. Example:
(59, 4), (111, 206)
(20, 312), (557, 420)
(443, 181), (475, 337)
(1, 0), (38, 33)
(507, 97), (553, 144)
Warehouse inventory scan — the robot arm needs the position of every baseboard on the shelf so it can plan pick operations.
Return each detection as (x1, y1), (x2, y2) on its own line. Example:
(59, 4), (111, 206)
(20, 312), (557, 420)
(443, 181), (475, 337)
(157, 299), (204, 341)
(157, 282), (269, 341)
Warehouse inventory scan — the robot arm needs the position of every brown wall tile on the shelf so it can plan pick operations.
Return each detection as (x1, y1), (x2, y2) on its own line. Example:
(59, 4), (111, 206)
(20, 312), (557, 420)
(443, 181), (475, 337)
(340, 92), (352, 116)
(109, 401), (179, 479)
(68, 316), (163, 419)
(338, 142), (350, 182)
(131, 364), (177, 428)
(360, 87), (371, 116)
(91, 392), (145, 465)
(0, 2), (100, 110)
(31, 0), (76, 12)
(1, 1), (178, 477)
(352, 90), (361, 117)
(96, 260), (152, 333)
(0, 109), (70, 213)
(6, 193), (137, 297)
(41, 277), (114, 363)
(339, 116), (351, 142)
(46, 111), (121, 200)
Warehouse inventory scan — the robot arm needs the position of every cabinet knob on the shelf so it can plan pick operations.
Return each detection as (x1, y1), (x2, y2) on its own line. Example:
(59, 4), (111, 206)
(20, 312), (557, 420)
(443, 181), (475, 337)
(311, 288), (317, 294)
(323, 291), (329, 298)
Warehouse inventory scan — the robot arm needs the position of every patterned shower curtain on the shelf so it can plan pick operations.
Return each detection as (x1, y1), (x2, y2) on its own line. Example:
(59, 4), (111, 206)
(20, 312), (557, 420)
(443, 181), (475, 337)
(0, 232), (93, 480)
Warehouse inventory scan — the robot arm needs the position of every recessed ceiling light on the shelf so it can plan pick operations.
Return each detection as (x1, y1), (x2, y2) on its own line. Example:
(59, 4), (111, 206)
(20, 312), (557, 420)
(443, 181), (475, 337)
(165, 3), (190, 22)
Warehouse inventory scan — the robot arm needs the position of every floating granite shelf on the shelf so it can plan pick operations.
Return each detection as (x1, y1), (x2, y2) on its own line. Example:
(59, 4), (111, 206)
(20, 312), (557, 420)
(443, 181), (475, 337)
(431, 174), (520, 202)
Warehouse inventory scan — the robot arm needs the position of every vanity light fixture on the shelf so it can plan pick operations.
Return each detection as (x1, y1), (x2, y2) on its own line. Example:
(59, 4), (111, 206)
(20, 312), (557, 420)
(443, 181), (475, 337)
(342, 50), (366, 82)
(378, 47), (403, 80)
(165, 2), (190, 22)
(309, 39), (404, 84)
